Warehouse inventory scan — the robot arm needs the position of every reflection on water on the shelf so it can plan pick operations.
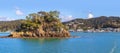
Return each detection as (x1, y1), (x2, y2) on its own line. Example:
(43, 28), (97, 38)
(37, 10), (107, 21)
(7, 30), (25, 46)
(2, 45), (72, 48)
(0, 32), (120, 53)
(110, 41), (117, 53)
(21, 38), (67, 44)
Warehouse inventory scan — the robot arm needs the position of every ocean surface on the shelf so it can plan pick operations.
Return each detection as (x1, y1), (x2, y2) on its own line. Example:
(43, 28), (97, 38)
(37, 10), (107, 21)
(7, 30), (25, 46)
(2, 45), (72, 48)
(0, 32), (120, 53)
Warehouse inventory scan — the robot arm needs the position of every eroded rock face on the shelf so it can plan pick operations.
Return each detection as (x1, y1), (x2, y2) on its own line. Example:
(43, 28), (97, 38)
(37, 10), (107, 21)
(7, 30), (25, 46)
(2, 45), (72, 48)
(9, 25), (70, 38)
(9, 29), (70, 38)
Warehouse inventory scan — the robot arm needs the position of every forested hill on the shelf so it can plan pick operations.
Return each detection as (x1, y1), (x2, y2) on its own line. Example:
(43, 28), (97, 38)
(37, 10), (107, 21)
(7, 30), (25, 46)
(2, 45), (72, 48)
(0, 16), (120, 32)
(63, 16), (120, 29)
(0, 20), (24, 32)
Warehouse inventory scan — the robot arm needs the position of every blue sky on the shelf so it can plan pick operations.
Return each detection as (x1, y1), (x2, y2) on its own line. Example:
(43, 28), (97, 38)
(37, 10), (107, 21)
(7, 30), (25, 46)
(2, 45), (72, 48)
(0, 0), (120, 21)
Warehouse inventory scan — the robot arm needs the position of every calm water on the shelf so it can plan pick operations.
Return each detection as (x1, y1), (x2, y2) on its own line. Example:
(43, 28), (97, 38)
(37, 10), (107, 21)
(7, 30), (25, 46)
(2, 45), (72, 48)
(0, 32), (120, 53)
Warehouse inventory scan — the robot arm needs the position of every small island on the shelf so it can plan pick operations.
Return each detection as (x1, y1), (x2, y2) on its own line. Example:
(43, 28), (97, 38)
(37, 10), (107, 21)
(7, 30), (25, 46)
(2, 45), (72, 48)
(7, 11), (70, 38)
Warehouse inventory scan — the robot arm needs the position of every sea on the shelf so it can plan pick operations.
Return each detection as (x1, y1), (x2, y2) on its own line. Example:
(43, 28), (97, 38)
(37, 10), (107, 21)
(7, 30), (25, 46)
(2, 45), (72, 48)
(0, 32), (120, 53)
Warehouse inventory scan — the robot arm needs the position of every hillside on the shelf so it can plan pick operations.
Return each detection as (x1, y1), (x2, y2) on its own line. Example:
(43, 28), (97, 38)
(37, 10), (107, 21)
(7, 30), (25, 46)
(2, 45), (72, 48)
(63, 16), (120, 30)
(0, 20), (23, 32)
(0, 16), (120, 32)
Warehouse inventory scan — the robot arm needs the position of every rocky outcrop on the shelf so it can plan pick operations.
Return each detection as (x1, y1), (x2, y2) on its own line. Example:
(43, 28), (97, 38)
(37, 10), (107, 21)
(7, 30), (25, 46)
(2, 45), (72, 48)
(9, 29), (70, 38)
(8, 11), (70, 38)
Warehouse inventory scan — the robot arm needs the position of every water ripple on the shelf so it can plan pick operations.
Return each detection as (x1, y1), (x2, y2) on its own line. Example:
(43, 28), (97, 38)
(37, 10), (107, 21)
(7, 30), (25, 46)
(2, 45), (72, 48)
(110, 41), (117, 53)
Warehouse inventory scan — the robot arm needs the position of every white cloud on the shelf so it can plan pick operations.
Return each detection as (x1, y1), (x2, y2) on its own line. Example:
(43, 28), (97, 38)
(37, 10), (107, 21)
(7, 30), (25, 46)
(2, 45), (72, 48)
(0, 16), (14, 21)
(60, 15), (74, 22)
(88, 13), (94, 19)
(15, 7), (24, 16)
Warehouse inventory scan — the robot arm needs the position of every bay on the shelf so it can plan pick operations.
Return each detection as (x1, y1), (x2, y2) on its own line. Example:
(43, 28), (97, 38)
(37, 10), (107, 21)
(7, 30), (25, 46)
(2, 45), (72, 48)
(0, 32), (120, 53)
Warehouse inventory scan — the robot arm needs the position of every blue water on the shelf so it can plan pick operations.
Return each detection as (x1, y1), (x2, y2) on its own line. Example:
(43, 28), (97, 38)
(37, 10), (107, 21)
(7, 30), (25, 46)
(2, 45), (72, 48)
(0, 32), (120, 53)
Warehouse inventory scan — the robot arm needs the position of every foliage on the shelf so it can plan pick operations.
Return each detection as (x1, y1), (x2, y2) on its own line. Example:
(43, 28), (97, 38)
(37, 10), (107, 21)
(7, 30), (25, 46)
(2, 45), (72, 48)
(0, 11), (67, 32)
(17, 11), (65, 32)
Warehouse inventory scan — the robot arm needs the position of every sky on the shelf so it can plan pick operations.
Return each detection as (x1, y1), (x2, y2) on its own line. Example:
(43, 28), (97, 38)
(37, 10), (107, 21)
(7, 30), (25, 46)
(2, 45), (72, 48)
(0, 0), (120, 21)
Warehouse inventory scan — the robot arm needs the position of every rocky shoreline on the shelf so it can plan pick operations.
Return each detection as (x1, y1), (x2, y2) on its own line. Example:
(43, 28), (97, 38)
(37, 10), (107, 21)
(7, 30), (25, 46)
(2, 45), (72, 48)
(0, 35), (80, 38)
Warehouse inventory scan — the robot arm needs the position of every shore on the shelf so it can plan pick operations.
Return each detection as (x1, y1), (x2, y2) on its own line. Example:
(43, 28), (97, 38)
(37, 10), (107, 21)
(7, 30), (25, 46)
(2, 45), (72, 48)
(0, 35), (80, 38)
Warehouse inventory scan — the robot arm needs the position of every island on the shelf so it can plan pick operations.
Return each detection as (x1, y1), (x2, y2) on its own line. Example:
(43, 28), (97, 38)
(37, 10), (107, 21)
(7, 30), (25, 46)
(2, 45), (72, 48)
(3, 11), (70, 38)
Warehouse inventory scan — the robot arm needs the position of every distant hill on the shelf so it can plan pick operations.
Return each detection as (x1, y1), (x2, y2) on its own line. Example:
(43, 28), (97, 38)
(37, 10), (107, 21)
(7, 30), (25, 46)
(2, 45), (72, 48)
(0, 16), (120, 32)
(0, 20), (24, 32)
(63, 16), (120, 30)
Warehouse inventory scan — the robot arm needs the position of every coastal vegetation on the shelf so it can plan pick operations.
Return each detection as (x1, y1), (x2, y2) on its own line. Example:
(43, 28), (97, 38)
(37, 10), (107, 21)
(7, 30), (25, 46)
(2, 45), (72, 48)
(0, 11), (120, 33)
(8, 11), (70, 38)
(0, 16), (120, 32)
